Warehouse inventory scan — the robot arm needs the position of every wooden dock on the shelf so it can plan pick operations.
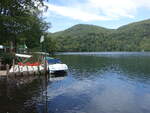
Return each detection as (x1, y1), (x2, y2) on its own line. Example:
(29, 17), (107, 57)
(0, 71), (7, 76)
(0, 53), (49, 77)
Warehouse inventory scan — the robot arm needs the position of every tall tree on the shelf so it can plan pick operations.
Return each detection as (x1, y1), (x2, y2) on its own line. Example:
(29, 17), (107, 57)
(0, 0), (49, 51)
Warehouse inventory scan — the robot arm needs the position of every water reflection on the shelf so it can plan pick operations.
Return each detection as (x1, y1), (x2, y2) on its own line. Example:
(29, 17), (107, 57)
(1, 52), (150, 113)
(0, 72), (68, 113)
(0, 76), (41, 113)
(58, 54), (150, 82)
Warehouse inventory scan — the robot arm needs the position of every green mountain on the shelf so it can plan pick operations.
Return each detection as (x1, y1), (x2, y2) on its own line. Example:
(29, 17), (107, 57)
(53, 24), (113, 37)
(49, 19), (150, 52)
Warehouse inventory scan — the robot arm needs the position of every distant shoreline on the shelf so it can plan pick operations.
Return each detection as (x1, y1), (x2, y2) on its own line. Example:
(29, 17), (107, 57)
(56, 51), (150, 55)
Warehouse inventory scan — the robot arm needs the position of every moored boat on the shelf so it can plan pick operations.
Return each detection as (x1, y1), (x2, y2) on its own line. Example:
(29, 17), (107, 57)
(46, 57), (68, 73)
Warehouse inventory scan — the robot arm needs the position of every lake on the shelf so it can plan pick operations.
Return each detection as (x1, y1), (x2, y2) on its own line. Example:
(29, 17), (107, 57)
(0, 52), (150, 113)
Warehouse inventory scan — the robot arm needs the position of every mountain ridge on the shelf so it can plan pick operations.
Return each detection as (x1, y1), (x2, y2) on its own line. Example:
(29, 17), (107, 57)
(49, 19), (150, 52)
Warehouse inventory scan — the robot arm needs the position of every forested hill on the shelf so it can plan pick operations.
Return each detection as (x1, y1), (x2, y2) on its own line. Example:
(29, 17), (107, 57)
(50, 19), (150, 52)
(53, 24), (113, 37)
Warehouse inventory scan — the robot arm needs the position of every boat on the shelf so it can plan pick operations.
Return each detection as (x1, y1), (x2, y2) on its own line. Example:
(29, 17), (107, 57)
(46, 57), (68, 74)
(9, 54), (44, 73)
(9, 53), (68, 74)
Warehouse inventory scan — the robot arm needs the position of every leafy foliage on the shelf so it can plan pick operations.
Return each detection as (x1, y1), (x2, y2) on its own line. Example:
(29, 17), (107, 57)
(0, 52), (14, 64)
(44, 35), (57, 53)
(0, 0), (49, 51)
(50, 19), (150, 52)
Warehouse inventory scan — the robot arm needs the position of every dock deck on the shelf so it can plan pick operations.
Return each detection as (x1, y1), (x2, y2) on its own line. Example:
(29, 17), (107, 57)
(0, 71), (7, 76)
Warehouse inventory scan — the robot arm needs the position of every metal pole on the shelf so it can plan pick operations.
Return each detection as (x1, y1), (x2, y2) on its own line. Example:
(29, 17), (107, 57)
(0, 58), (2, 70)
(13, 58), (15, 73)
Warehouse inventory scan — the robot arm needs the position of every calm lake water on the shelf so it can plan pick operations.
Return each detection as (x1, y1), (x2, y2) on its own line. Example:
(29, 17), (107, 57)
(1, 52), (150, 113)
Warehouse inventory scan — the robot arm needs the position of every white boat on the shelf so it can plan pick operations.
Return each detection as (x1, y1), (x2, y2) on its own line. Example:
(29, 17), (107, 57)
(46, 57), (68, 73)
(49, 63), (68, 73)
(9, 54), (68, 74)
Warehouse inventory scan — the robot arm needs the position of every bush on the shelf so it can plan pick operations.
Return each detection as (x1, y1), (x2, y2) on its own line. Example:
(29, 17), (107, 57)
(0, 53), (14, 65)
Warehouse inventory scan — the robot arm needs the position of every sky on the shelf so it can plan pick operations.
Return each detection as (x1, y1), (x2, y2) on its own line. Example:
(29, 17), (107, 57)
(43, 0), (150, 33)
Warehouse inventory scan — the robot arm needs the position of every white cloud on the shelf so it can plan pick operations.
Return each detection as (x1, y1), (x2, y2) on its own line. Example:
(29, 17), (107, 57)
(134, 0), (150, 8)
(44, 0), (150, 22)
(44, 3), (110, 21)
(88, 0), (136, 18)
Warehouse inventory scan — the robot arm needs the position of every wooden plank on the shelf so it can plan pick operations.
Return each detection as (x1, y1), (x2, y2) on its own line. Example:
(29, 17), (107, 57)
(0, 71), (7, 76)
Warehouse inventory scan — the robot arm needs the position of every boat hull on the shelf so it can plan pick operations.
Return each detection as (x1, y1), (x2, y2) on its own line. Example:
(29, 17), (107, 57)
(48, 64), (68, 73)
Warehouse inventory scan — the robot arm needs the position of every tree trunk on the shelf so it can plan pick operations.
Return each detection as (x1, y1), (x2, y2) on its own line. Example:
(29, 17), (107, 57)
(14, 39), (17, 53)
(10, 41), (13, 53)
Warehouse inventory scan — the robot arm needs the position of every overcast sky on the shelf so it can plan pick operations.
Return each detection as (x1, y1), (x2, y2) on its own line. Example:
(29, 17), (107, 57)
(43, 0), (150, 32)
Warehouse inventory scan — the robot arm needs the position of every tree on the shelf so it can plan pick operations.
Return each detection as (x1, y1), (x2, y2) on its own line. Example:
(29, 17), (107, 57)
(140, 37), (150, 51)
(44, 35), (57, 53)
(0, 0), (49, 51)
